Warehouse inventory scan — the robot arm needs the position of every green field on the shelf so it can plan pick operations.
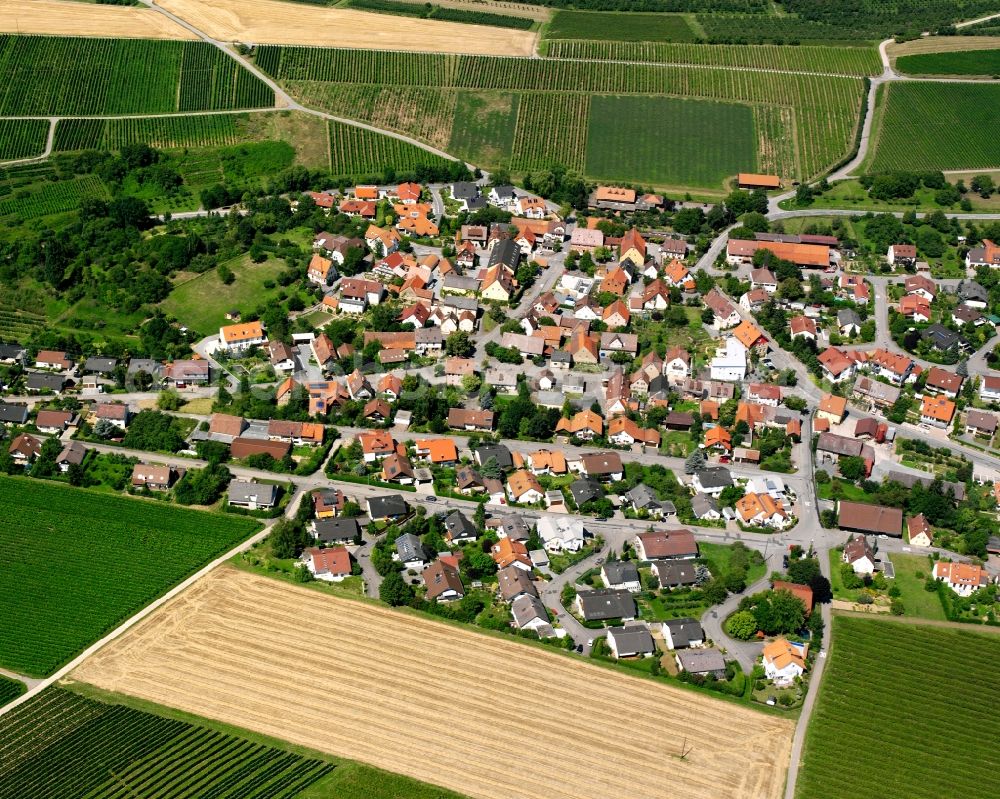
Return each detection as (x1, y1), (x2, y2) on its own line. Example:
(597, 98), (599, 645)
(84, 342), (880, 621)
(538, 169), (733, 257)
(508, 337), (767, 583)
(0, 476), (261, 676)
(586, 95), (754, 188)
(896, 49), (1000, 75)
(0, 35), (272, 115)
(346, 0), (534, 29)
(511, 92), (589, 173)
(327, 120), (452, 178)
(0, 675), (26, 708)
(545, 10), (698, 42)
(257, 44), (864, 184)
(0, 119), (49, 161)
(161, 252), (290, 334)
(449, 91), (519, 166)
(546, 41), (882, 76)
(0, 174), (109, 224)
(869, 82), (1000, 172)
(797, 616), (1000, 799)
(54, 114), (249, 152)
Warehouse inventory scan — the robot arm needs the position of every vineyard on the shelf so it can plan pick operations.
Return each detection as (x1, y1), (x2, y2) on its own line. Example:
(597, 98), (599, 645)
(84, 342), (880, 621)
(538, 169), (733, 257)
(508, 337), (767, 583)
(53, 114), (249, 152)
(586, 95), (754, 188)
(327, 121), (451, 178)
(0, 675), (25, 709)
(544, 10), (699, 42)
(448, 91), (519, 166)
(0, 175), (109, 224)
(0, 688), (336, 799)
(510, 93), (589, 173)
(752, 104), (799, 182)
(868, 82), (1000, 172)
(74, 567), (795, 799)
(346, 0), (536, 29)
(797, 617), (1000, 799)
(895, 49), (1000, 76)
(0, 476), (261, 677)
(0, 35), (273, 115)
(0, 306), (44, 341)
(0, 119), (49, 161)
(258, 45), (865, 184)
(544, 41), (882, 76)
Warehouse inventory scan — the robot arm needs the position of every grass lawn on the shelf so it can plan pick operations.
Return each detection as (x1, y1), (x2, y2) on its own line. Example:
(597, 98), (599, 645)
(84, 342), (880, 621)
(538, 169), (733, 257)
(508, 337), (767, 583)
(799, 177), (1000, 213)
(545, 10), (697, 42)
(816, 479), (873, 502)
(0, 476), (261, 677)
(298, 309), (336, 329)
(179, 397), (215, 414)
(869, 82), (1000, 172)
(659, 429), (697, 457)
(699, 542), (767, 585)
(797, 616), (1000, 799)
(160, 253), (288, 335)
(638, 590), (709, 622)
(586, 95), (754, 189)
(889, 553), (946, 621)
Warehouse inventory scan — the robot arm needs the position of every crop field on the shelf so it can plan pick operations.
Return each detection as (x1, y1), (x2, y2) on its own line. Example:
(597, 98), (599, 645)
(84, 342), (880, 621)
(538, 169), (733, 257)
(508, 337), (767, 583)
(73, 567), (795, 799)
(260, 45), (864, 183)
(0, 688), (335, 799)
(586, 95), (754, 188)
(327, 120), (452, 178)
(0, 35), (272, 115)
(797, 616), (1000, 799)
(0, 0), (198, 40)
(896, 49), (1000, 75)
(0, 675), (25, 708)
(448, 91), (519, 165)
(545, 41), (882, 76)
(869, 82), (1000, 172)
(0, 476), (261, 677)
(53, 114), (249, 152)
(544, 10), (698, 42)
(157, 0), (535, 55)
(0, 119), (49, 161)
(511, 92), (589, 173)
(0, 174), (109, 224)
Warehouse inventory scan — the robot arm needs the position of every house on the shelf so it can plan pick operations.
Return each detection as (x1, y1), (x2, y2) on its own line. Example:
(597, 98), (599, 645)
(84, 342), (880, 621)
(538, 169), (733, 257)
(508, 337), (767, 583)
(0, 343), (26, 365)
(312, 488), (346, 519)
(423, 559), (465, 602)
(366, 494), (408, 521)
(480, 265), (515, 303)
(740, 288), (770, 312)
(817, 393), (847, 425)
(709, 337), (747, 381)
(536, 515), (586, 552)
(652, 560), (698, 590)
(475, 443), (513, 471)
(307, 253), (337, 285)
(634, 530), (697, 561)
(966, 409), (998, 438)
(920, 395), (956, 428)
(452, 183), (482, 211)
(958, 280), (989, 308)
(314, 232), (363, 264)
(817, 347), (855, 383)
(838, 500), (903, 537)
(747, 383), (781, 407)
(7, 433), (42, 464)
(842, 534), (877, 575)
(358, 429), (394, 461)
(964, 238), (1000, 268)
(163, 359), (209, 386)
(750, 267), (778, 293)
(218, 321), (266, 353)
(602, 561), (641, 593)
(675, 649), (727, 679)
(526, 449), (567, 476)
(568, 227), (604, 254)
(555, 409), (603, 440)
(364, 224), (401, 255)
(981, 375), (1000, 403)
(444, 357), (476, 386)
(702, 425), (732, 452)
(268, 341), (295, 373)
(33, 409), (73, 434)
(599, 332), (638, 359)
(34, 350), (73, 371)
(497, 564), (536, 602)
(575, 588), (636, 622)
(339, 278), (383, 313)
(230, 438), (291, 462)
(607, 416), (660, 448)
(227, 480), (278, 510)
(704, 289), (740, 329)
(625, 484), (675, 519)
(736, 492), (788, 528)
(131, 463), (178, 491)
(904, 274), (937, 301)
(25, 372), (71, 393)
(924, 367), (963, 398)
(506, 469), (544, 504)
(602, 299), (631, 329)
(491, 537), (532, 571)
(641, 279), (671, 311)
(94, 402), (131, 429)
(762, 639), (808, 685)
(0, 402), (29, 426)
(301, 547), (352, 582)
(440, 510), (477, 546)
(395, 533), (429, 570)
(662, 618), (704, 650)
(899, 294), (932, 322)
(887, 243), (917, 266)
(488, 185), (517, 209)
(953, 304), (984, 327)
(932, 561), (991, 597)
(381, 452), (415, 484)
(691, 493), (721, 520)
(853, 376), (900, 409)
(208, 413), (246, 443)
(414, 438), (458, 465)
(837, 309), (862, 336)
(772, 581), (813, 615)
(311, 517), (361, 546)
(511, 594), (550, 632)
(922, 323), (965, 353)
(448, 408), (494, 432)
(662, 347), (690, 384)
(568, 478), (603, 507)
(55, 441), (86, 472)
(606, 624), (655, 659)
(573, 451), (623, 481)
(907, 514), (933, 547)
(727, 239), (829, 269)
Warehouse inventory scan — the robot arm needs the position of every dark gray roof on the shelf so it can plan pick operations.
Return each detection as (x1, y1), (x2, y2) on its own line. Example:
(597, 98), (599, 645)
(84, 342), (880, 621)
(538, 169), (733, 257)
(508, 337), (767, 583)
(0, 402), (29, 424)
(311, 517), (360, 543)
(493, 514), (531, 541)
(695, 466), (732, 490)
(394, 532), (427, 563)
(25, 372), (69, 391)
(690, 493), (719, 517)
(511, 593), (547, 627)
(837, 309), (861, 327)
(602, 560), (639, 586)
(443, 510), (477, 540)
(56, 440), (87, 466)
(83, 356), (117, 374)
(498, 564), (537, 601)
(227, 480), (278, 506)
(662, 617), (704, 647)
(491, 185), (516, 200)
(488, 238), (521, 272)
(607, 624), (654, 655)
(0, 344), (25, 360)
(676, 648), (726, 674)
(626, 484), (659, 509)
(884, 470), (966, 502)
(368, 494), (408, 519)
(958, 280), (987, 301)
(441, 295), (479, 312)
(569, 478), (603, 506)
(576, 588), (636, 621)
(652, 560), (698, 587)
(127, 358), (163, 377)
(922, 324), (961, 350)
(466, 196), (487, 211)
(451, 181), (480, 201)
(475, 444), (513, 470)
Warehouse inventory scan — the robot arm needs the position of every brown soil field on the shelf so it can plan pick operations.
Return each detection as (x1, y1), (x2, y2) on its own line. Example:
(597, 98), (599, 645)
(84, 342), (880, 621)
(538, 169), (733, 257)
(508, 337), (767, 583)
(73, 567), (794, 799)
(0, 0), (198, 39)
(158, 0), (536, 56)
(887, 35), (1000, 64)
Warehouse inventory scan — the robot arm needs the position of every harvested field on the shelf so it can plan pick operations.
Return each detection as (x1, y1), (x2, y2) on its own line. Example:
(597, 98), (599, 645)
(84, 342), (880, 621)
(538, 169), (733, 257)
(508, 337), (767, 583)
(73, 567), (794, 799)
(159, 0), (535, 55)
(0, 0), (197, 40)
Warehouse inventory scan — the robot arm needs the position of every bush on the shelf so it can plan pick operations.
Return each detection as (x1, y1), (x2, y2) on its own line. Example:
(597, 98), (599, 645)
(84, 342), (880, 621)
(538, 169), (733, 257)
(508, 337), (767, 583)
(890, 599), (904, 615)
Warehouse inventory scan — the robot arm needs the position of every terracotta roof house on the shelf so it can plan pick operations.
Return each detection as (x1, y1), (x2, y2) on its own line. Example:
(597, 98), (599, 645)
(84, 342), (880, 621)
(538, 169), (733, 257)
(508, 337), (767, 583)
(762, 638), (808, 685)
(920, 395), (956, 427)
(817, 347), (854, 383)
(555, 409), (603, 440)
(301, 546), (352, 582)
(448, 408), (494, 431)
(703, 425), (732, 451)
(491, 537), (532, 571)
(506, 469), (544, 504)
(789, 315), (817, 340)
(209, 413), (246, 441)
(771, 580), (813, 615)
(906, 514), (933, 547)
(924, 367), (963, 398)
(842, 534), (877, 575)
(817, 393), (848, 425)
(932, 561), (991, 597)
(634, 530), (697, 561)
(131, 463), (178, 490)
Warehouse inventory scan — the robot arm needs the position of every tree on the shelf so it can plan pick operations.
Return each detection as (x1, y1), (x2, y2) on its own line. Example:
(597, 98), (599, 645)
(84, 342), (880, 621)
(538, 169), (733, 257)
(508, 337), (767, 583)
(838, 455), (866, 482)
(93, 418), (118, 439)
(460, 372), (481, 394)
(728, 610), (758, 640)
(156, 389), (182, 411)
(786, 558), (819, 586)
(445, 331), (474, 358)
(971, 174), (995, 198)
(473, 502), (486, 533)
(268, 519), (309, 559)
(379, 570), (414, 606)
(684, 449), (706, 475)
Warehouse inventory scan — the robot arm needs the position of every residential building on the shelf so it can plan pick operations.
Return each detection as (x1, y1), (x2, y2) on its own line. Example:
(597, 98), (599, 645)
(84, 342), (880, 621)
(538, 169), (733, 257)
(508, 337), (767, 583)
(932, 561), (991, 597)
(762, 639), (808, 685)
(651, 560), (698, 589)
(574, 588), (636, 622)
(606, 624), (655, 659)
(218, 321), (266, 353)
(536, 516), (586, 552)
(662, 618), (704, 650)
(920, 395), (956, 428)
(842, 534), (876, 575)
(634, 530), (697, 561)
(227, 480), (278, 510)
(301, 547), (352, 582)
(601, 561), (641, 593)
(423, 559), (465, 602)
(838, 500), (903, 537)
(676, 649), (727, 679)
(692, 467), (732, 496)
(366, 494), (408, 521)
(907, 514), (933, 547)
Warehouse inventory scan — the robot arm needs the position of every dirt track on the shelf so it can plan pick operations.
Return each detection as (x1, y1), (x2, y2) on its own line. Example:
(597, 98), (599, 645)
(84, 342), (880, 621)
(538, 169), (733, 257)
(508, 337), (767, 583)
(0, 0), (197, 39)
(72, 567), (793, 799)
(158, 0), (536, 55)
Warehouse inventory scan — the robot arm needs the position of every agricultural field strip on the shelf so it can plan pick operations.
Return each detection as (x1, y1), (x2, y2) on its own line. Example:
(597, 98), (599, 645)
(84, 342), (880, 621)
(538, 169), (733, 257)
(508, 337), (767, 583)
(74, 568), (792, 799)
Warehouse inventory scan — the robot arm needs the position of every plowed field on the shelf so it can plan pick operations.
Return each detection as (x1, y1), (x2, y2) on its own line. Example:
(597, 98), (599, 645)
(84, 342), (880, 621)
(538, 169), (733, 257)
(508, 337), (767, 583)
(73, 567), (794, 799)
(0, 1), (197, 40)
